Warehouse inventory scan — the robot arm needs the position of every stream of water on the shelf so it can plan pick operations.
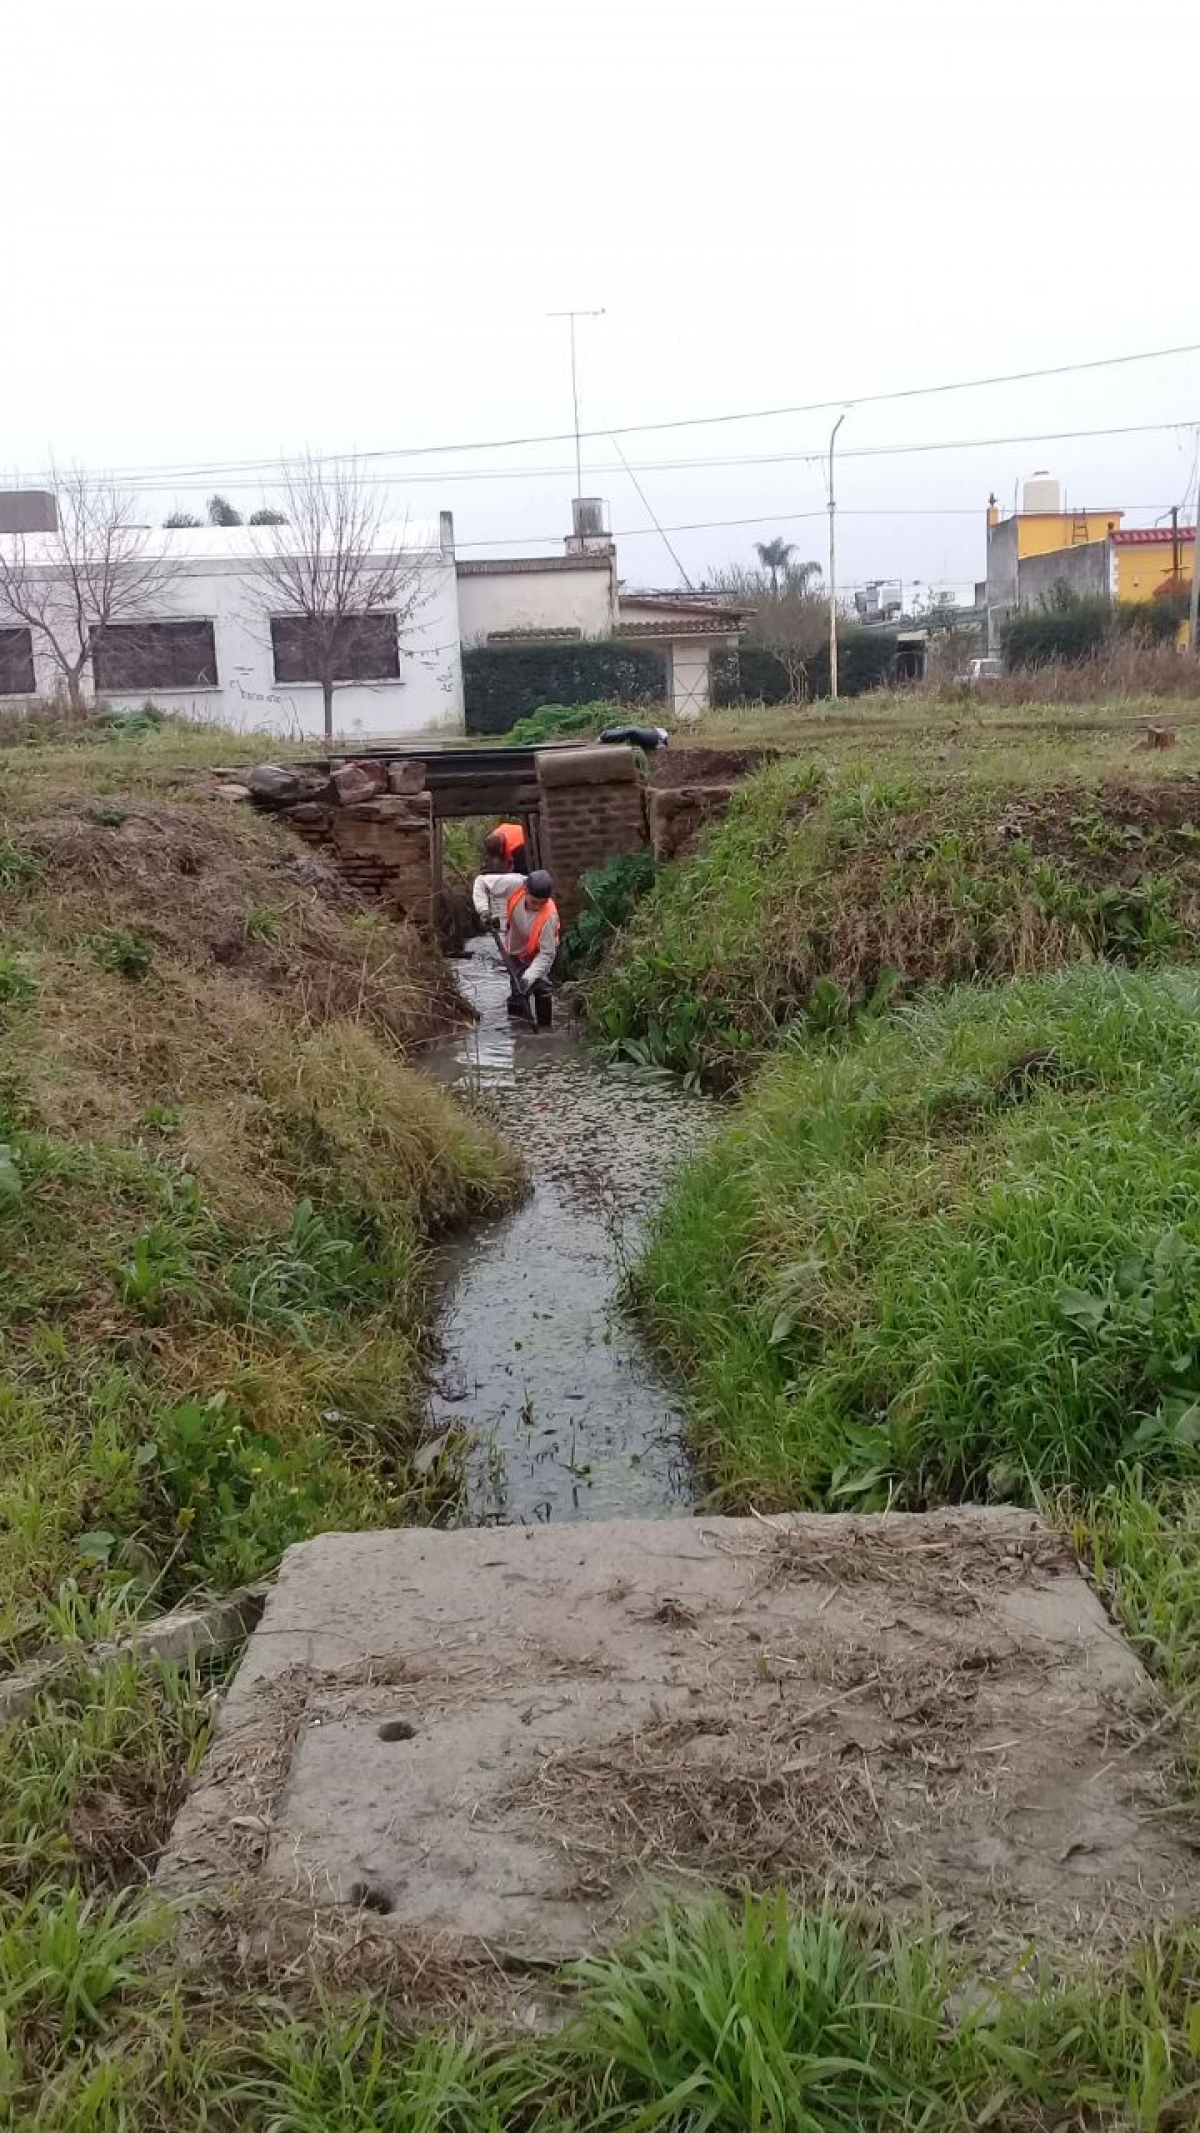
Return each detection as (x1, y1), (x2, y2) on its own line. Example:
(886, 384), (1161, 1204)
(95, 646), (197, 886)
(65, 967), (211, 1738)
(424, 938), (712, 1523)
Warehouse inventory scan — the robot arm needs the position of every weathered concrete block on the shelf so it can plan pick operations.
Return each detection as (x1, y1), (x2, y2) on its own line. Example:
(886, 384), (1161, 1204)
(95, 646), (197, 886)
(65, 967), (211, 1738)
(158, 1514), (1200, 1985)
(536, 745), (638, 789)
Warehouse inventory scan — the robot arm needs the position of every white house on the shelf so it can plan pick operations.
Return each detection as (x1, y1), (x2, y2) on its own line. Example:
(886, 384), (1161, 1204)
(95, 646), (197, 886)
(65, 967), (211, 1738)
(456, 498), (750, 718)
(0, 517), (464, 742)
(0, 491), (750, 731)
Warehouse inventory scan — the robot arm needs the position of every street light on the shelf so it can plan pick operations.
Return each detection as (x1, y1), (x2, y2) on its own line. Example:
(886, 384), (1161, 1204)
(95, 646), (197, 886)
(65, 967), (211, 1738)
(828, 412), (847, 701)
(1189, 429), (1200, 654)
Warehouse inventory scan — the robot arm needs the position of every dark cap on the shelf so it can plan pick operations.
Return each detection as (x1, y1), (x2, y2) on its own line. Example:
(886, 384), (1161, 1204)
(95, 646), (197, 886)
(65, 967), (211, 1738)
(526, 869), (554, 900)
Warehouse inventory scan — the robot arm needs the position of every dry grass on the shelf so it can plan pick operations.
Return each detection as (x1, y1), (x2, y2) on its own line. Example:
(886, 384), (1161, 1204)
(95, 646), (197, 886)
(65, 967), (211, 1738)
(513, 1710), (880, 1898)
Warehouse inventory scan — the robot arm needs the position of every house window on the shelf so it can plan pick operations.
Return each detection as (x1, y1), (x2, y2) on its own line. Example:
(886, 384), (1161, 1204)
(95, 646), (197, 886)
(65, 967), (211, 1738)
(91, 619), (218, 692)
(0, 626), (35, 696)
(270, 612), (400, 685)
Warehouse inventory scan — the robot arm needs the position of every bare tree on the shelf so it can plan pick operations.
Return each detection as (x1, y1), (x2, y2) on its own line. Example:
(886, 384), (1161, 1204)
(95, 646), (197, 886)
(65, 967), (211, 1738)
(0, 469), (179, 711)
(245, 457), (429, 740)
(706, 554), (826, 699)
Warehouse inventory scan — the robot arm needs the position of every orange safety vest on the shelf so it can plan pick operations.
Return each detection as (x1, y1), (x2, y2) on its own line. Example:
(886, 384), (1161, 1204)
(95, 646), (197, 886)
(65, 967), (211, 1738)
(494, 822), (526, 863)
(505, 884), (558, 964)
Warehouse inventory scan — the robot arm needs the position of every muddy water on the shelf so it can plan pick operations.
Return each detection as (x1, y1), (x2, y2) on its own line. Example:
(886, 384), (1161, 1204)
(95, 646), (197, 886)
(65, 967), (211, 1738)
(424, 937), (712, 1524)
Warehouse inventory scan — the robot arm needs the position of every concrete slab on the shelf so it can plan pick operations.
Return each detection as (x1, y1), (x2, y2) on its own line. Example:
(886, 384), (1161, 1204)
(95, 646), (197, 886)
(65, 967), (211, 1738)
(161, 1512), (1200, 1969)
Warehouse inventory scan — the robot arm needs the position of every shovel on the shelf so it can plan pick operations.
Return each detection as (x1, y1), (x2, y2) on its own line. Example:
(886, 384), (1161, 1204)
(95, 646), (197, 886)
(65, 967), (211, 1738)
(489, 919), (537, 1027)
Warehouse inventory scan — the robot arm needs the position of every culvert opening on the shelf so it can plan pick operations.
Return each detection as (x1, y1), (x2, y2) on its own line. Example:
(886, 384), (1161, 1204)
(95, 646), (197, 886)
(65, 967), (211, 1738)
(378, 1718), (417, 1742)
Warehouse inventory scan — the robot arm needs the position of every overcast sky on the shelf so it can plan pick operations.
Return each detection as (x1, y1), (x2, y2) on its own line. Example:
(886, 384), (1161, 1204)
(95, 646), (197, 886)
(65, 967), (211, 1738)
(4, 0), (1197, 600)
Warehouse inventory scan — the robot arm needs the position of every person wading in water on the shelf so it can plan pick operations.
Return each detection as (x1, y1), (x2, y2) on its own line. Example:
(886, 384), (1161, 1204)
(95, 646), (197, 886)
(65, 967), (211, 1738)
(471, 864), (560, 1029)
(483, 822), (529, 875)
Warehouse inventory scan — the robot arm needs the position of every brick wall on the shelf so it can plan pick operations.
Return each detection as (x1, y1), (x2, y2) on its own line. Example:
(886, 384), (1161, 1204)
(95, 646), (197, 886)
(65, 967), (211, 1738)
(270, 791), (434, 928)
(536, 745), (649, 922)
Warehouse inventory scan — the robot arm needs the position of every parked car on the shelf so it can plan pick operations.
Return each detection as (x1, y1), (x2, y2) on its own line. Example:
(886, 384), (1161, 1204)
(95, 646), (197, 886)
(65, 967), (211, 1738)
(959, 656), (1004, 686)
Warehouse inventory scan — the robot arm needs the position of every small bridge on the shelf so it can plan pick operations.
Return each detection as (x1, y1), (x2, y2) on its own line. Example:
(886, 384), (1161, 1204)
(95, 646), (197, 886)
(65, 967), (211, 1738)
(279, 741), (649, 926)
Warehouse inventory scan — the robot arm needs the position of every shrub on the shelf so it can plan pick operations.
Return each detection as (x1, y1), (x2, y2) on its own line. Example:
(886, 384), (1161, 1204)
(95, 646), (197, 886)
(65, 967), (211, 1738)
(1003, 589), (1189, 669)
(564, 850), (658, 972)
(714, 630), (898, 705)
(504, 700), (614, 747)
(464, 641), (666, 734)
(1003, 593), (1113, 667)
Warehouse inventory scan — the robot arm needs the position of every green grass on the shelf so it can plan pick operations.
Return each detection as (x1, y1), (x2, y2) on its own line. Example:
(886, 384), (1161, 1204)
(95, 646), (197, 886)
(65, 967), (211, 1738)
(0, 1844), (1196, 2129)
(589, 757), (1200, 1083)
(0, 725), (519, 1646)
(636, 964), (1200, 1508)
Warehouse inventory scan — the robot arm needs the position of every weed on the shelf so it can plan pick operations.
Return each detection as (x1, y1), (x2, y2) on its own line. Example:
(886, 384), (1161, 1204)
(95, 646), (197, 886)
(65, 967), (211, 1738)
(0, 840), (39, 887)
(93, 927), (154, 981)
(0, 956), (35, 1008)
(243, 904), (284, 944)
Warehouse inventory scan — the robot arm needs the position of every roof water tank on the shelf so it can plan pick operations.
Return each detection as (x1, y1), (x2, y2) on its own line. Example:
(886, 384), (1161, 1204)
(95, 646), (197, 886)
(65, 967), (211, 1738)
(572, 497), (609, 539)
(1022, 471), (1061, 515)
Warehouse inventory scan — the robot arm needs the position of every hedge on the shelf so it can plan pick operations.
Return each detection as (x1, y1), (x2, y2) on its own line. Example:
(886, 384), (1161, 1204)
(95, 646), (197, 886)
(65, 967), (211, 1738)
(464, 641), (667, 734)
(1003, 593), (1188, 668)
(713, 630), (898, 706)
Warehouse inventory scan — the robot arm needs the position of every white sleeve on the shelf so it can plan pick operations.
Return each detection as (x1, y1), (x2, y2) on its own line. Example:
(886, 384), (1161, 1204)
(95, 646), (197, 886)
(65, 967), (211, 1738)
(473, 872), (525, 922)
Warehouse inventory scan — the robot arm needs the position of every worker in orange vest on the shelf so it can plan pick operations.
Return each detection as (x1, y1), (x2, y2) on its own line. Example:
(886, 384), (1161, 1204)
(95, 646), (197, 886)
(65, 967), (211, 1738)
(471, 861), (560, 1028)
(503, 871), (559, 1027)
(484, 821), (529, 874)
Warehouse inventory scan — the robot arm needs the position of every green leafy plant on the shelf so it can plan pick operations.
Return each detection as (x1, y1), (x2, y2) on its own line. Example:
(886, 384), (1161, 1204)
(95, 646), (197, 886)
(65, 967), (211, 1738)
(243, 904), (284, 944)
(564, 850), (658, 971)
(0, 841), (39, 888)
(505, 699), (616, 747)
(93, 928), (153, 981)
(0, 956), (34, 1008)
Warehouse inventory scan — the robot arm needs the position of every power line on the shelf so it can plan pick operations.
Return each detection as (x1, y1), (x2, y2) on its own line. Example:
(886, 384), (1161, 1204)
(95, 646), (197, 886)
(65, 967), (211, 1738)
(452, 498), (1179, 550)
(110, 414), (1200, 496)
(28, 338), (1200, 488)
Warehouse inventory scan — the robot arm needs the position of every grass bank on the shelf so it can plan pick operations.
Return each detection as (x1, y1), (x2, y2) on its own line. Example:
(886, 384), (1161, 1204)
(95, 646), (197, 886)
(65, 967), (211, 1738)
(637, 964), (1200, 1508)
(589, 755), (1200, 1082)
(0, 722), (517, 1649)
(636, 963), (1200, 1816)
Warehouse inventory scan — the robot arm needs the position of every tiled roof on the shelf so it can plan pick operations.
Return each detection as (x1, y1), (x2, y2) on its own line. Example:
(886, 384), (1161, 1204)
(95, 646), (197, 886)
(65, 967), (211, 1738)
(616, 617), (743, 640)
(620, 591), (754, 618)
(1112, 528), (1196, 546)
(457, 554), (612, 575)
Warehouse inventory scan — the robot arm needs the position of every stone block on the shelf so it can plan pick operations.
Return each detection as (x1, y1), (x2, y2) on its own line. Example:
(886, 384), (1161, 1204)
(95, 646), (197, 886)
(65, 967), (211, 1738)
(387, 760), (428, 794)
(332, 759), (389, 806)
(247, 762), (302, 805)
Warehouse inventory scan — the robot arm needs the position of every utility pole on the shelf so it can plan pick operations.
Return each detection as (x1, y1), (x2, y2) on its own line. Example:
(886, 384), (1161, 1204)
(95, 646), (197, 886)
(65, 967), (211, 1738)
(1190, 442), (1200, 653)
(548, 309), (605, 500)
(828, 412), (847, 700)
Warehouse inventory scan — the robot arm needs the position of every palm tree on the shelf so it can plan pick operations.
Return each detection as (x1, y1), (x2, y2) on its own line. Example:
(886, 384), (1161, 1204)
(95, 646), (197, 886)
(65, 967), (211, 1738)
(755, 537), (796, 597)
(785, 558), (823, 597)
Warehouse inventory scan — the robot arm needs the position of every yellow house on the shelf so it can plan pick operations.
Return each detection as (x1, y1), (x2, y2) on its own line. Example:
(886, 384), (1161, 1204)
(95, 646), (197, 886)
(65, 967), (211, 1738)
(1110, 527), (1194, 605)
(986, 500), (1125, 559)
(984, 478), (1126, 645)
